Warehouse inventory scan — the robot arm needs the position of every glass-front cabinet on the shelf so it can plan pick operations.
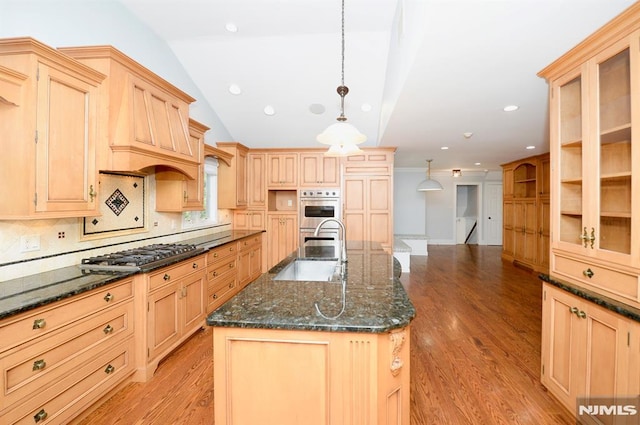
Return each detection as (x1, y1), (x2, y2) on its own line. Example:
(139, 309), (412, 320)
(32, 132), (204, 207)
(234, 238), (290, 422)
(541, 19), (640, 308)
(551, 36), (637, 269)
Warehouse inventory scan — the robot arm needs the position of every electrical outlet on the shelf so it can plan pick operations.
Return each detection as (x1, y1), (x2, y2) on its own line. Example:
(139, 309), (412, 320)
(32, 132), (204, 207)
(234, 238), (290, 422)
(287, 199), (293, 207)
(58, 231), (65, 239)
(20, 234), (41, 252)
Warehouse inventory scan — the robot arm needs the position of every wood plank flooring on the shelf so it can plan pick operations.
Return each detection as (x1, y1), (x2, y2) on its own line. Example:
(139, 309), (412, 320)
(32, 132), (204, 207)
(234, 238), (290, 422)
(76, 245), (574, 425)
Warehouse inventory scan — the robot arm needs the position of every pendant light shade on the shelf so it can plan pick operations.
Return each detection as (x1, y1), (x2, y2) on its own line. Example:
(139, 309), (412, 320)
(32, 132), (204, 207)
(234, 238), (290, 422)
(417, 159), (443, 191)
(317, 0), (366, 156)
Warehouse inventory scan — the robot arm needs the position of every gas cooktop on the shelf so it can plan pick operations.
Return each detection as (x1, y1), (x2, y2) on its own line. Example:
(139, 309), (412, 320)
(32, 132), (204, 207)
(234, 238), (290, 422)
(80, 243), (204, 272)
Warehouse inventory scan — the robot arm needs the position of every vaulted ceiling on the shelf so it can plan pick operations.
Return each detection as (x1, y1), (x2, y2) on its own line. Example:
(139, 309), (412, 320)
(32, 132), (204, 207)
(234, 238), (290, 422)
(119, 0), (636, 171)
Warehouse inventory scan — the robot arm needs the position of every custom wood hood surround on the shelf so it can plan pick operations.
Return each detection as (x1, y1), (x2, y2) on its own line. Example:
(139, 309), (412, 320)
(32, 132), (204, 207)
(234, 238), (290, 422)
(58, 45), (200, 180)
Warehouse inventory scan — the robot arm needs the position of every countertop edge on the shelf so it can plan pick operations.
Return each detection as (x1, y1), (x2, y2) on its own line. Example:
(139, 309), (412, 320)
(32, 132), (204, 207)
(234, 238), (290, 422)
(539, 273), (640, 323)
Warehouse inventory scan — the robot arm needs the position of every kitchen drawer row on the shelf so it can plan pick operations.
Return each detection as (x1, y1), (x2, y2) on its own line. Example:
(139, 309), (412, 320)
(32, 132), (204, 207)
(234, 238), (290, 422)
(0, 233), (263, 425)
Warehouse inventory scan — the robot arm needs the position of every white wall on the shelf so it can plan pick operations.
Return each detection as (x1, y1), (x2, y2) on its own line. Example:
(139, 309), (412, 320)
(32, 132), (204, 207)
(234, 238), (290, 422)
(0, 1), (235, 281)
(393, 168), (502, 245)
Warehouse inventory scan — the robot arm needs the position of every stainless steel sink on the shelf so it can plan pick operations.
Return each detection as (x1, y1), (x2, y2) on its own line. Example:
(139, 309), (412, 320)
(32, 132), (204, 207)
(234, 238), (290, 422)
(273, 259), (341, 282)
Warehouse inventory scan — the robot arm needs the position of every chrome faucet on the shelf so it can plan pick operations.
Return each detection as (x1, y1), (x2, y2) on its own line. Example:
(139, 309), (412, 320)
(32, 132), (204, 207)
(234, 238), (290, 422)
(313, 218), (347, 263)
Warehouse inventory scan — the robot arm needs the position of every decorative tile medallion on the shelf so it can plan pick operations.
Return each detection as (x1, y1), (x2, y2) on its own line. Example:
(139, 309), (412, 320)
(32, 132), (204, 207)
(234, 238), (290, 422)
(83, 172), (146, 236)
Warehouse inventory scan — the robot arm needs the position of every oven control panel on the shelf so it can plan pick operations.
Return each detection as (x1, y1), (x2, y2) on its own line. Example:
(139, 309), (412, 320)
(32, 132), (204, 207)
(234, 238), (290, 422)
(300, 189), (340, 198)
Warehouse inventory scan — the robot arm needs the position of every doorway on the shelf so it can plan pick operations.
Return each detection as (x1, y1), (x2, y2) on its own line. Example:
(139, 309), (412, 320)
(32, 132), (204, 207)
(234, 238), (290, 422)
(455, 183), (481, 244)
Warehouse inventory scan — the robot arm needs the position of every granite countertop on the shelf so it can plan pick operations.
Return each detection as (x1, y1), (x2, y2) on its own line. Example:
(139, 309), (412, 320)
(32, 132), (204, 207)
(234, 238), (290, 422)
(0, 229), (263, 320)
(206, 241), (416, 334)
(540, 273), (640, 323)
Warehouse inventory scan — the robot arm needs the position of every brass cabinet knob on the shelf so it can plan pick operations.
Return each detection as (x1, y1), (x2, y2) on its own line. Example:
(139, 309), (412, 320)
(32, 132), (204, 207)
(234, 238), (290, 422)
(213, 252), (218, 258)
(213, 294), (218, 299)
(105, 364), (115, 374)
(103, 324), (114, 335)
(163, 274), (171, 281)
(34, 409), (48, 423)
(570, 306), (579, 314)
(32, 318), (46, 330)
(578, 310), (587, 319)
(192, 262), (198, 269)
(32, 359), (46, 371)
(104, 292), (114, 302)
(583, 268), (594, 278)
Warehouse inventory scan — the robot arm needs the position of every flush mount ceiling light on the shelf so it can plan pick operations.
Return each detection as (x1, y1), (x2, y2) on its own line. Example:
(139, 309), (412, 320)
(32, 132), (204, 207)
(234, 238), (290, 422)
(526, 145), (536, 150)
(225, 23), (238, 33)
(463, 132), (473, 139)
(228, 84), (242, 95)
(503, 105), (519, 112)
(263, 105), (275, 116)
(417, 159), (443, 192)
(452, 169), (462, 178)
(316, 0), (366, 156)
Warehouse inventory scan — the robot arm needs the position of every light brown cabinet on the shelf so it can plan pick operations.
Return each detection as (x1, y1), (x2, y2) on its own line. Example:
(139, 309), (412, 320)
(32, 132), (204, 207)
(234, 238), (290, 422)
(206, 243), (238, 314)
(217, 142), (248, 209)
(0, 278), (135, 424)
(267, 153), (298, 187)
(343, 174), (392, 251)
(500, 153), (550, 272)
(135, 255), (206, 381)
(59, 45), (199, 180)
(233, 210), (265, 231)
(247, 153), (266, 207)
(155, 119), (208, 212)
(0, 37), (105, 219)
(541, 283), (633, 416)
(299, 153), (340, 187)
(267, 213), (298, 269)
(538, 4), (640, 308)
(237, 234), (263, 288)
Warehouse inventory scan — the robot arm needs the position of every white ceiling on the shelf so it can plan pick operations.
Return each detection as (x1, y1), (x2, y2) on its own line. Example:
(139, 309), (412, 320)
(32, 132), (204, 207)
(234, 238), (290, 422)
(118, 0), (636, 172)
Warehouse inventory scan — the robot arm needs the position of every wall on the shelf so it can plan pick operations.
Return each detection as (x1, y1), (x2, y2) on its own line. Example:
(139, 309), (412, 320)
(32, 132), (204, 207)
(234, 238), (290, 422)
(0, 1), (234, 281)
(393, 168), (502, 245)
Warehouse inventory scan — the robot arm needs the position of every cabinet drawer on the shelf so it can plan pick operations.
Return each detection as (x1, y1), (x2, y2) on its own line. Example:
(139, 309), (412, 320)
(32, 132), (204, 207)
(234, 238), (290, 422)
(0, 279), (133, 351)
(238, 235), (261, 251)
(0, 301), (133, 410)
(554, 255), (639, 302)
(3, 338), (135, 425)
(207, 273), (237, 312)
(148, 255), (205, 292)
(207, 256), (236, 282)
(207, 243), (236, 262)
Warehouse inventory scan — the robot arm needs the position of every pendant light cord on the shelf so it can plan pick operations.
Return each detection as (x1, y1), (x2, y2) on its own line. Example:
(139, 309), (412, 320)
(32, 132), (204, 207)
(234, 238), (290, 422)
(337, 0), (348, 122)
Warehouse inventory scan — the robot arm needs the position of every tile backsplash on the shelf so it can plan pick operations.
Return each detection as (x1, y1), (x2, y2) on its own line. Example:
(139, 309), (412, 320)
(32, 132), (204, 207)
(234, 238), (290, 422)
(0, 174), (232, 281)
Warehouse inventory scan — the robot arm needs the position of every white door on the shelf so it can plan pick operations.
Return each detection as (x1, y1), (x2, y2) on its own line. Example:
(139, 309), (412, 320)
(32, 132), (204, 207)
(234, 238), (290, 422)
(485, 183), (503, 245)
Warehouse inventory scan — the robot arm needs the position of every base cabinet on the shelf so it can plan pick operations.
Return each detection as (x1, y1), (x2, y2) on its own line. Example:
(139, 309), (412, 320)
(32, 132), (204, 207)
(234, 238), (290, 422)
(0, 279), (135, 425)
(135, 255), (206, 381)
(213, 326), (410, 425)
(541, 283), (634, 418)
(267, 214), (298, 269)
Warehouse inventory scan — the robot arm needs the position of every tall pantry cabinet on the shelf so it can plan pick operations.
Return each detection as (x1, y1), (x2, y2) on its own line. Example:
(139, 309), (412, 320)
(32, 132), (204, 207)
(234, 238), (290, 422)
(537, 3), (640, 417)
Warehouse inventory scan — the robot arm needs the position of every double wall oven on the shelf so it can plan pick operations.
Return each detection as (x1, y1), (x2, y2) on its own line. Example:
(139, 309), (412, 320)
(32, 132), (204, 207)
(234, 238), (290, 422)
(299, 188), (341, 257)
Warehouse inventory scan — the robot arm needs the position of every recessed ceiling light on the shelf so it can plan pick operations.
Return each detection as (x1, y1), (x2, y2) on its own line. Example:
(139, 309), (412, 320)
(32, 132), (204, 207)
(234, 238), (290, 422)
(475, 162), (481, 166)
(441, 146), (449, 150)
(463, 132), (473, 139)
(361, 103), (372, 112)
(503, 105), (519, 112)
(225, 23), (238, 33)
(309, 103), (325, 115)
(264, 105), (275, 116)
(526, 145), (536, 150)
(228, 84), (242, 95)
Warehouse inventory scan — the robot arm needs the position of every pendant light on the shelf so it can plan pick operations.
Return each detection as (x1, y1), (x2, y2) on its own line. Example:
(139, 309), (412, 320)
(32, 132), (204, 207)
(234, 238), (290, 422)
(417, 159), (443, 191)
(316, 0), (366, 156)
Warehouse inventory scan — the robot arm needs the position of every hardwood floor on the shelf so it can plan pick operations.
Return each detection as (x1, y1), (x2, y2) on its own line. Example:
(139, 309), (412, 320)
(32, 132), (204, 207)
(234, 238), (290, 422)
(77, 245), (574, 425)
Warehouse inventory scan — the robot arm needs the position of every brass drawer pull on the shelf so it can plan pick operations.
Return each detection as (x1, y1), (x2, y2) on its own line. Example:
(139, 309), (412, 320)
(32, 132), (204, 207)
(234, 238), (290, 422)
(578, 310), (587, 319)
(104, 292), (114, 302)
(105, 364), (115, 374)
(570, 306), (579, 315)
(213, 252), (218, 258)
(213, 271), (218, 277)
(34, 409), (48, 423)
(213, 294), (218, 299)
(583, 268), (594, 278)
(32, 318), (46, 329)
(89, 184), (96, 202)
(192, 262), (198, 269)
(229, 262), (234, 268)
(163, 274), (171, 281)
(32, 359), (46, 371)
(103, 324), (114, 335)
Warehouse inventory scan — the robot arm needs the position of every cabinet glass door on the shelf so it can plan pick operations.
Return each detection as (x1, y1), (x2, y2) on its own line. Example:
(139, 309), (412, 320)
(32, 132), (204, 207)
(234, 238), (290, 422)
(597, 47), (631, 255)
(557, 72), (584, 248)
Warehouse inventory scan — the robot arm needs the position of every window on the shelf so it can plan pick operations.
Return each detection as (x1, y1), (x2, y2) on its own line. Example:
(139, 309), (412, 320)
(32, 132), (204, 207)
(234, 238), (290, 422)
(182, 157), (218, 228)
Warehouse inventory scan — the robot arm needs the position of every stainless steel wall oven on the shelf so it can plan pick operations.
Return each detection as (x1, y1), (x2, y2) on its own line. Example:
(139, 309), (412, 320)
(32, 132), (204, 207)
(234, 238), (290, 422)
(299, 188), (341, 249)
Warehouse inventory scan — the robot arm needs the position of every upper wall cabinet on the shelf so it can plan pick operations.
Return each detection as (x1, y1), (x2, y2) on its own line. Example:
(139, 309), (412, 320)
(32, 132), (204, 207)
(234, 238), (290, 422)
(0, 37), (105, 219)
(299, 153), (339, 187)
(538, 3), (640, 307)
(267, 153), (298, 188)
(217, 142), (248, 209)
(156, 119), (209, 212)
(58, 45), (199, 180)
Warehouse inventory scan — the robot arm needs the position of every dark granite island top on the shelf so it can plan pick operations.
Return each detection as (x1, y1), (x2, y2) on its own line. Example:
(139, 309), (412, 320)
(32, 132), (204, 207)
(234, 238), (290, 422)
(206, 241), (416, 333)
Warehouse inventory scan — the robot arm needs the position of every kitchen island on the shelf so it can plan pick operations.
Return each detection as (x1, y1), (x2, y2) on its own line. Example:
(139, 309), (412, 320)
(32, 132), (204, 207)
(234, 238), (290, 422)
(206, 241), (415, 425)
